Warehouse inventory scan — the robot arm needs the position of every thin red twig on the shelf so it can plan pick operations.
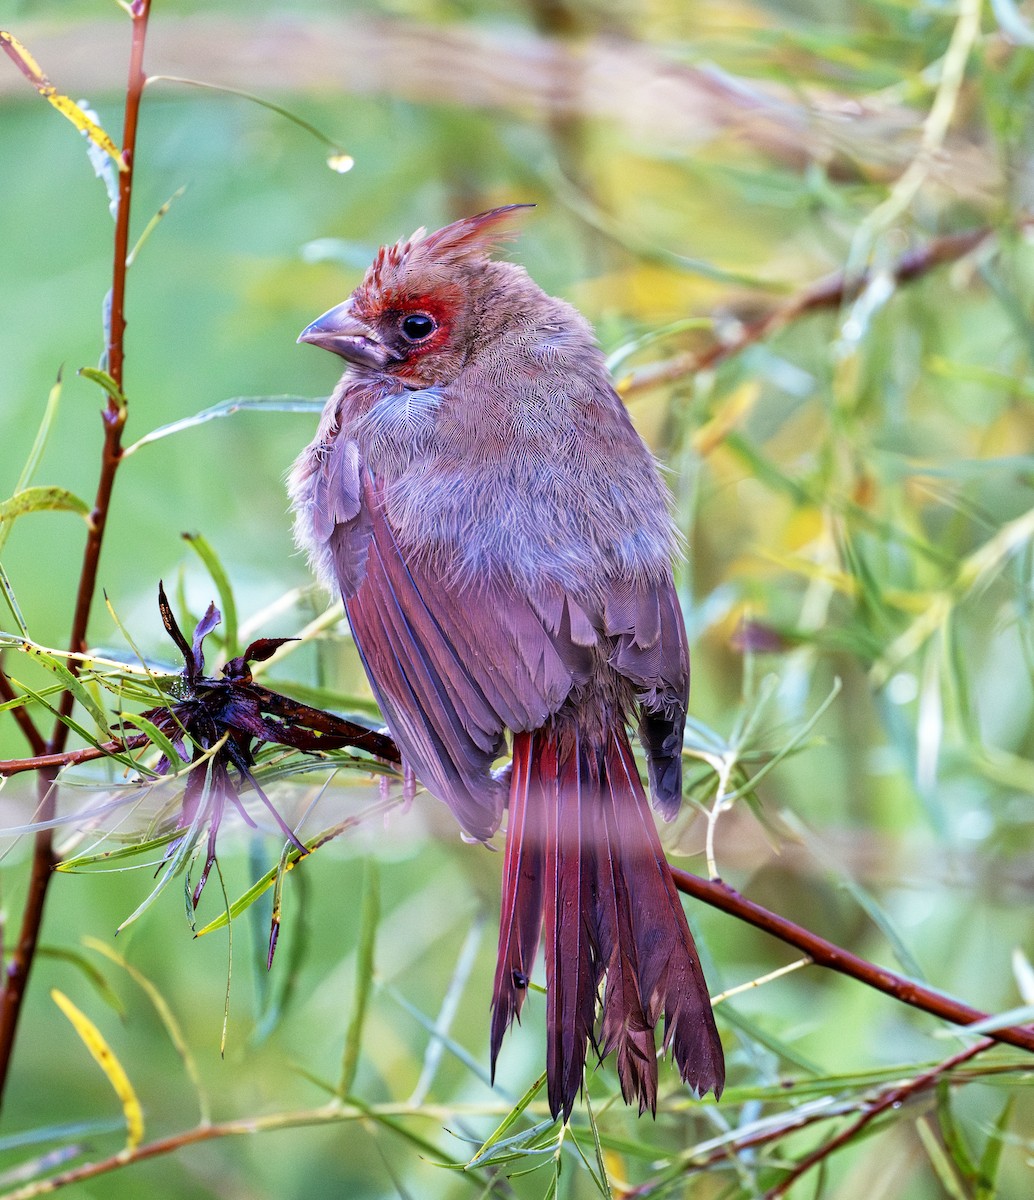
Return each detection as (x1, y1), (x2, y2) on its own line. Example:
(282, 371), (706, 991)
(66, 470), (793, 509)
(0, 734), (151, 777)
(764, 1038), (994, 1198)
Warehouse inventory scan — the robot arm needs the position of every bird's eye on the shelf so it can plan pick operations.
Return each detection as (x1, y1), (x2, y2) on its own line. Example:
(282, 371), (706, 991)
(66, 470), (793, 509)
(400, 312), (437, 342)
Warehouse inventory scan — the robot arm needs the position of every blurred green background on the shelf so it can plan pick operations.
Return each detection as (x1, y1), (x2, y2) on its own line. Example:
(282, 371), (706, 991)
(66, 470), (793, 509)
(2, 0), (1034, 1196)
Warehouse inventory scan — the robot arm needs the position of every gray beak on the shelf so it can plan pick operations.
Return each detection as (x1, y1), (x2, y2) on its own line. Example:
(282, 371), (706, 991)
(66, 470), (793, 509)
(297, 302), (392, 370)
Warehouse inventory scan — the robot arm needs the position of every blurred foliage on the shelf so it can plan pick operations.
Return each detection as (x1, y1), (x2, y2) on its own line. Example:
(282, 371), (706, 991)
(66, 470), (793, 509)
(2, 0), (1034, 1196)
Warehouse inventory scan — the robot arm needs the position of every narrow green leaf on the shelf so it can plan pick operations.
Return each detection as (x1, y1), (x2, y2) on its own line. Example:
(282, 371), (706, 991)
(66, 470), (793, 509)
(0, 371), (64, 560)
(183, 532), (238, 658)
(344, 1094), (463, 1168)
(0, 486), (91, 525)
(37, 945), (126, 1017)
(123, 396), (326, 456)
(78, 366), (126, 408)
(215, 860), (233, 1058)
(408, 914), (486, 1104)
(917, 1114), (970, 1200)
(0, 1118), (122, 1154)
(252, 858), (309, 1045)
(126, 185), (187, 267)
(11, 648), (110, 739)
(5, 671), (119, 761)
(936, 1078), (978, 1186)
(0, 563), (29, 636)
(943, 1003), (1034, 1037)
(114, 759), (212, 932)
(606, 317), (713, 376)
(338, 859), (380, 1098)
(839, 876), (926, 981)
(117, 711), (184, 771)
(718, 1003), (824, 1074)
(581, 1090), (612, 1199)
(195, 793), (398, 935)
(465, 1071), (549, 1168)
(465, 1118), (558, 1170)
(84, 937), (211, 1126)
(58, 827), (183, 872)
(976, 1096), (1014, 1200)
(384, 983), (493, 1088)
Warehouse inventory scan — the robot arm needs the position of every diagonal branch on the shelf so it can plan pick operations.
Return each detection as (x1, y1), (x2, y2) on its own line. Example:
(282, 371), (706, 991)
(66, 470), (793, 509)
(670, 869), (1034, 1054)
(620, 223), (1021, 396)
(763, 1037), (994, 1199)
(0, 667), (46, 758)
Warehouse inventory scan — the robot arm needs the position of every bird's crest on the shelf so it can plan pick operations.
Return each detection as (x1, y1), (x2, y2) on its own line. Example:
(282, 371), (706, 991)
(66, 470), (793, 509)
(361, 204), (535, 297)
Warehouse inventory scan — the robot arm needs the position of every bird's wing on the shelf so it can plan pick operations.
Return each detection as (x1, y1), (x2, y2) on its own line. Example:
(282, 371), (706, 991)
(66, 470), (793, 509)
(327, 456), (594, 840)
(603, 576), (690, 820)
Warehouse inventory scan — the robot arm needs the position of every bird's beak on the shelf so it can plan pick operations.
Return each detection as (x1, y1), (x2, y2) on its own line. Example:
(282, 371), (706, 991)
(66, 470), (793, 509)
(297, 301), (392, 370)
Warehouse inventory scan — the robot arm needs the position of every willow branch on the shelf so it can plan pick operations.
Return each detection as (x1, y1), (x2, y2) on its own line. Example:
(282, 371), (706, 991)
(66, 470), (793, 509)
(671, 870), (1034, 1054)
(620, 224), (1013, 396)
(0, 734), (151, 778)
(763, 1038), (993, 1198)
(0, 1101), (474, 1200)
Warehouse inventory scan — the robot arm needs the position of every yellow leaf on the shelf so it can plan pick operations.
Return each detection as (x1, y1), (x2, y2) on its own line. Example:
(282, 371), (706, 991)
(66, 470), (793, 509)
(0, 31), (127, 171)
(51, 988), (144, 1151)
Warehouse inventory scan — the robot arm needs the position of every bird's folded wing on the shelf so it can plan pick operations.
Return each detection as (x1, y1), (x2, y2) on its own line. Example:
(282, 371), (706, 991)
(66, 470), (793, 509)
(330, 464), (595, 839)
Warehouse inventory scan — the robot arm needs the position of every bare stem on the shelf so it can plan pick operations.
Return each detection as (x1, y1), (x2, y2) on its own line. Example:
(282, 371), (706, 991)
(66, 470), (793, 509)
(0, 0), (153, 1113)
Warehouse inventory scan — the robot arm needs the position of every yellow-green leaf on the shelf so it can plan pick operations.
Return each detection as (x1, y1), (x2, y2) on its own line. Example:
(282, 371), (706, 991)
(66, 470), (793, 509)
(0, 486), (92, 525)
(0, 31), (127, 170)
(51, 988), (144, 1151)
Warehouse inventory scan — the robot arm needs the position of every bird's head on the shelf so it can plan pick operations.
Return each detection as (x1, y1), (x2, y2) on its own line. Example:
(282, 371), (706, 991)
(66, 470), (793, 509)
(298, 204), (535, 389)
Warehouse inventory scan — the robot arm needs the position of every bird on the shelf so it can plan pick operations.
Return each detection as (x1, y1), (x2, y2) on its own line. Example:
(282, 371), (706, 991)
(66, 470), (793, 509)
(289, 204), (724, 1121)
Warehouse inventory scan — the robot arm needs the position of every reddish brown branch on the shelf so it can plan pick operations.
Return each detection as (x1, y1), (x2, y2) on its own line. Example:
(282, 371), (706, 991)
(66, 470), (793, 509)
(0, 733), (150, 778)
(53, 1), (151, 730)
(0, 668), (46, 758)
(764, 1038), (993, 1198)
(671, 870), (1034, 1054)
(621, 224), (1009, 396)
(0, 0), (152, 1114)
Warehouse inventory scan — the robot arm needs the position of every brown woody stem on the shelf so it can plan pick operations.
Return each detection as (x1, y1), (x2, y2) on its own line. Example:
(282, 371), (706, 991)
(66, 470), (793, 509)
(0, 0), (152, 1113)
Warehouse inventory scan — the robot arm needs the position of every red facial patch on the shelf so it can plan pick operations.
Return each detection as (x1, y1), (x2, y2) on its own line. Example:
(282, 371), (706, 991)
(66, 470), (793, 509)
(389, 290), (457, 360)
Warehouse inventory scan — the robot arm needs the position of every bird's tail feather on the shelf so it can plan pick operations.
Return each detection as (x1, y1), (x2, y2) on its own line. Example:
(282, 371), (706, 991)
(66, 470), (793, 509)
(490, 726), (724, 1121)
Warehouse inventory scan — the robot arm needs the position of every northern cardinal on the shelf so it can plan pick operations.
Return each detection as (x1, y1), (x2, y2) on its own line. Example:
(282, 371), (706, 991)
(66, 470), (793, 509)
(290, 205), (724, 1119)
